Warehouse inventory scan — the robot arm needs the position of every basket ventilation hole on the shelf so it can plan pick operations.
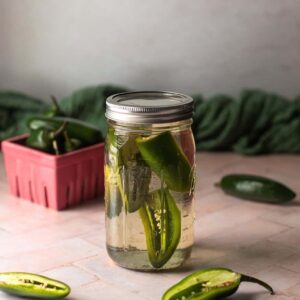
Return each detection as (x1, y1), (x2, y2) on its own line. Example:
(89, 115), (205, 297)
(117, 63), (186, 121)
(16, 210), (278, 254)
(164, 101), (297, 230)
(15, 176), (20, 197)
(66, 186), (71, 206)
(80, 182), (85, 202)
(29, 181), (34, 202)
(94, 175), (99, 198)
(44, 186), (49, 207)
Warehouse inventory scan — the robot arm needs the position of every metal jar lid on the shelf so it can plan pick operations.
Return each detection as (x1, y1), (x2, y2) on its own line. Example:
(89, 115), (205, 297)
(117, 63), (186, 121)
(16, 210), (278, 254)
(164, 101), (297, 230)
(106, 91), (193, 124)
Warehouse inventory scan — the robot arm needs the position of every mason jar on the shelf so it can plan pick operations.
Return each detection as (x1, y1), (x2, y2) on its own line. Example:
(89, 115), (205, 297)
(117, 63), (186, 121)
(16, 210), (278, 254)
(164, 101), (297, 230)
(105, 91), (195, 270)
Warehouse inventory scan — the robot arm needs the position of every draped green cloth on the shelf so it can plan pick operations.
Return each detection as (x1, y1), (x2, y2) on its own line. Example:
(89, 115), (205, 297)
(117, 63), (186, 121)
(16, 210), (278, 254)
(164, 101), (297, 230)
(0, 92), (48, 140)
(193, 90), (300, 154)
(1, 85), (299, 154)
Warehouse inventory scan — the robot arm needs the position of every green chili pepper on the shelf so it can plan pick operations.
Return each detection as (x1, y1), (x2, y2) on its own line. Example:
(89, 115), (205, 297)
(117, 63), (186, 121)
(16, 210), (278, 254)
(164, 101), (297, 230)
(122, 153), (152, 213)
(0, 272), (70, 299)
(119, 133), (147, 206)
(105, 165), (123, 218)
(64, 137), (82, 153)
(106, 127), (119, 166)
(216, 174), (296, 204)
(139, 188), (181, 268)
(26, 129), (53, 153)
(27, 116), (103, 146)
(162, 268), (274, 300)
(136, 131), (193, 192)
(50, 121), (68, 155)
(44, 96), (66, 117)
(119, 134), (140, 167)
(26, 121), (67, 155)
(105, 128), (126, 217)
(63, 130), (83, 153)
(106, 129), (151, 213)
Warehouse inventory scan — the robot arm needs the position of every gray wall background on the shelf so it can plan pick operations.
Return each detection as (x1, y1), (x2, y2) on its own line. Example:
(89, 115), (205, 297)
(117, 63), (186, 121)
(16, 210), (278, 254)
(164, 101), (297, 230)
(0, 0), (300, 100)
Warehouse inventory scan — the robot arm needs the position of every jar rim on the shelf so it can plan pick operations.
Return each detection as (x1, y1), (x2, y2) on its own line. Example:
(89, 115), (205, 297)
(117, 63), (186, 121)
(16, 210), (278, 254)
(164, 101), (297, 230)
(106, 91), (193, 124)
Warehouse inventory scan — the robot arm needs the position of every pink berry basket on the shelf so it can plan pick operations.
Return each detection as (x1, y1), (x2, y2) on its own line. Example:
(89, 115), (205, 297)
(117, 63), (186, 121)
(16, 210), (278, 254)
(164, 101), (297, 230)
(2, 135), (104, 210)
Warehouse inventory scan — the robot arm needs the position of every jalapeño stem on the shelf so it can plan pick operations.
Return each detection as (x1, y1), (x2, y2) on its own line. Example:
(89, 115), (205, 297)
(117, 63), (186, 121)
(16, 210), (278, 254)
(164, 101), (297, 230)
(241, 274), (274, 295)
(50, 95), (60, 111)
(51, 121), (67, 139)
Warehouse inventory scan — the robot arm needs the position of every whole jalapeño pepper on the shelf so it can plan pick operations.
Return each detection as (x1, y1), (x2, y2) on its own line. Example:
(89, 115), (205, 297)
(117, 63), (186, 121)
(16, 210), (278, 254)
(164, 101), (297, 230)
(216, 174), (296, 204)
(27, 116), (103, 146)
(25, 129), (53, 153)
(26, 122), (67, 155)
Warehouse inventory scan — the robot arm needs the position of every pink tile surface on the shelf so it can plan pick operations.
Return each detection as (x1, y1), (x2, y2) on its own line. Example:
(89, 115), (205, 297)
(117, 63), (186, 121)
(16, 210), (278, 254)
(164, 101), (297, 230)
(269, 228), (300, 252)
(276, 254), (300, 274)
(70, 280), (147, 300)
(252, 266), (300, 292)
(287, 283), (300, 297)
(0, 152), (300, 299)
(42, 265), (98, 286)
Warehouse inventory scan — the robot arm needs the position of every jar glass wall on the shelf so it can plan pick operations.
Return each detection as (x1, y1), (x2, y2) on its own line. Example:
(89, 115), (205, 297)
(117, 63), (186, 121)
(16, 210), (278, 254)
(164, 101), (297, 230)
(104, 118), (195, 270)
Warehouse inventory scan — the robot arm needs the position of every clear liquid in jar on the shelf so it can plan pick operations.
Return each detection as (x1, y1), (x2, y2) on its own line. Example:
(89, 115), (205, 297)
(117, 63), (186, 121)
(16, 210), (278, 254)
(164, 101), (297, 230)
(105, 127), (195, 270)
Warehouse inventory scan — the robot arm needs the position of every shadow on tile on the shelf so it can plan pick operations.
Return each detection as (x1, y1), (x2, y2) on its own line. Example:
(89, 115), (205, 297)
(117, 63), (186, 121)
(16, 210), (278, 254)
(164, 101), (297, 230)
(280, 200), (300, 207)
(227, 292), (267, 299)
(162, 235), (294, 276)
(63, 197), (104, 213)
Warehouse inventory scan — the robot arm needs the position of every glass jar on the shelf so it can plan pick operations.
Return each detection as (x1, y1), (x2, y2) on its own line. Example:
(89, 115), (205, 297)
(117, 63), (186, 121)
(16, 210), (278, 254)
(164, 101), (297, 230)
(105, 91), (195, 270)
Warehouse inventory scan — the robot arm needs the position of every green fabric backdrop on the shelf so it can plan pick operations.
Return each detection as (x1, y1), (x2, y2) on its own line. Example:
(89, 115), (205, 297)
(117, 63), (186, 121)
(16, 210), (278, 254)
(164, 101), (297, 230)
(1, 85), (299, 154)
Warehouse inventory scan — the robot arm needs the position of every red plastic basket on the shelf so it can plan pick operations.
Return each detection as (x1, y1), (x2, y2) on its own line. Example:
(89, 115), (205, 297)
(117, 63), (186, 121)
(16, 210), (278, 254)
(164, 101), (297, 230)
(2, 135), (104, 210)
